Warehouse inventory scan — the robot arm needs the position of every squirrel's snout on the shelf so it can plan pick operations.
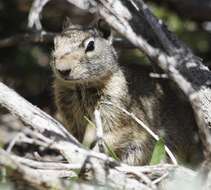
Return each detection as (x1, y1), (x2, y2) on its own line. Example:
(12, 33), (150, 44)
(57, 69), (71, 79)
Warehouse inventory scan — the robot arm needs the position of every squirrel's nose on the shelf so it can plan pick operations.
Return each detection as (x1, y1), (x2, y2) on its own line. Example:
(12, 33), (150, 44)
(58, 69), (71, 79)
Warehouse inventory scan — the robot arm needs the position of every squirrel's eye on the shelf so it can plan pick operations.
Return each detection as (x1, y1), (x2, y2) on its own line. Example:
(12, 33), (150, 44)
(85, 39), (95, 53)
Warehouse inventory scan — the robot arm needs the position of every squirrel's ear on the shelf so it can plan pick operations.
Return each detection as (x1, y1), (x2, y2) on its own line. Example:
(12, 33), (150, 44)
(63, 17), (72, 30)
(62, 17), (82, 32)
(96, 19), (113, 44)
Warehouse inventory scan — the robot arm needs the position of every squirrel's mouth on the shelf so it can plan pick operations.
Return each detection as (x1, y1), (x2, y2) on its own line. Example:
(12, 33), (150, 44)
(55, 70), (113, 86)
(55, 71), (79, 82)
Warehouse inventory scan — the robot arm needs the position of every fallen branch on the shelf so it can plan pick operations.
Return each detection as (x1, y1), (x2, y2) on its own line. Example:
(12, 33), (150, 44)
(0, 149), (63, 190)
(93, 109), (105, 153)
(0, 32), (55, 48)
(0, 81), (158, 189)
(28, 0), (92, 30)
(0, 82), (79, 146)
(0, 79), (201, 189)
(11, 154), (81, 170)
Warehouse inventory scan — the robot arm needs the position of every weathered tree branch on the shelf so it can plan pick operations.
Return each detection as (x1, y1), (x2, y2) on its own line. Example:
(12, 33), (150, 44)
(0, 149), (63, 190)
(0, 76), (204, 189)
(0, 82), (79, 146)
(0, 32), (55, 48)
(0, 81), (157, 189)
(28, 0), (93, 30)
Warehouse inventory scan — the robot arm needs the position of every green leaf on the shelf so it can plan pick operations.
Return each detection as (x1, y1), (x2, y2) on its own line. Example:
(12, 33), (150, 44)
(0, 167), (7, 183)
(103, 141), (120, 161)
(150, 138), (166, 165)
(84, 116), (96, 128)
(0, 183), (13, 190)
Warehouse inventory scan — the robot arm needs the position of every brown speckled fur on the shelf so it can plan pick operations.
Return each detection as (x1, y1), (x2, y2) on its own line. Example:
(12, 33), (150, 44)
(51, 23), (202, 165)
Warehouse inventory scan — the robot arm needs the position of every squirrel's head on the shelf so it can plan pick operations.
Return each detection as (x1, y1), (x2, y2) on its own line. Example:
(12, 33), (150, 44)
(52, 20), (118, 86)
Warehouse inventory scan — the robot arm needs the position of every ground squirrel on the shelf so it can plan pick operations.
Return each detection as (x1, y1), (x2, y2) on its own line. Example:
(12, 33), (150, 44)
(51, 21), (202, 165)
